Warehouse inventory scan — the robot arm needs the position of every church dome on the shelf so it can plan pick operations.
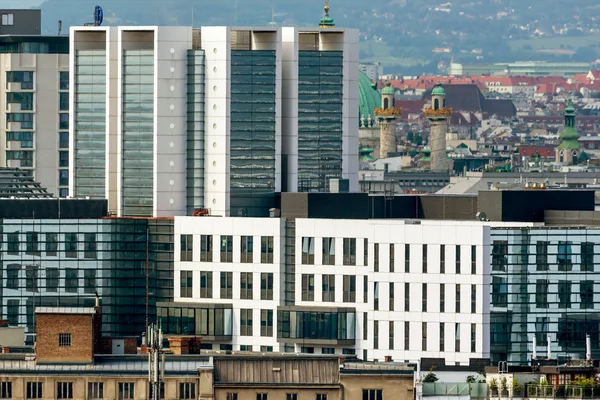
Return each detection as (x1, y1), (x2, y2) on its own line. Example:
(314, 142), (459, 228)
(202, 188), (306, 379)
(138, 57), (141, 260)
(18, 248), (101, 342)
(431, 83), (446, 96)
(381, 81), (395, 95)
(359, 71), (381, 126)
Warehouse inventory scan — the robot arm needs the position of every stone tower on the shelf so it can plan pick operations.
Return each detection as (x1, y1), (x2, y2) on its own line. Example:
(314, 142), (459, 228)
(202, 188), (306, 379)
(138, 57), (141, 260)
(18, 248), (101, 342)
(555, 99), (581, 164)
(426, 83), (451, 172)
(377, 81), (399, 159)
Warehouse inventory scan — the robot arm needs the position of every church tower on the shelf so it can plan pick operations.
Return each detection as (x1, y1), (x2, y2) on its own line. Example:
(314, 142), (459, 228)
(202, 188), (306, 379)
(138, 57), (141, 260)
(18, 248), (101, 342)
(319, 0), (335, 28)
(426, 83), (451, 171)
(555, 99), (581, 164)
(375, 81), (401, 158)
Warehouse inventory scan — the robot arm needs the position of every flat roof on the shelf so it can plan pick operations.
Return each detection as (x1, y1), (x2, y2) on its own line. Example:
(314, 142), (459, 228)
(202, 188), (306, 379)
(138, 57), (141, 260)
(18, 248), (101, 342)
(35, 307), (96, 315)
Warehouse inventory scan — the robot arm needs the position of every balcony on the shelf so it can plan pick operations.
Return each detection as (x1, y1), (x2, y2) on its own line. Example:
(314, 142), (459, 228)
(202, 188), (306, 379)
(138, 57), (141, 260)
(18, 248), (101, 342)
(422, 383), (488, 399)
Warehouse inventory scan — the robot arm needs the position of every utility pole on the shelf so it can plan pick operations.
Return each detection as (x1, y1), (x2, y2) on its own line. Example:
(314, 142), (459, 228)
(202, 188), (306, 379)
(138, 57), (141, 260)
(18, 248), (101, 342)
(147, 323), (164, 400)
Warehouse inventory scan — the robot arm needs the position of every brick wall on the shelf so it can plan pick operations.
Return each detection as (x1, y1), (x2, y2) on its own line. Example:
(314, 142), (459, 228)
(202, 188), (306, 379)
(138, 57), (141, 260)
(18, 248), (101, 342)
(36, 313), (94, 363)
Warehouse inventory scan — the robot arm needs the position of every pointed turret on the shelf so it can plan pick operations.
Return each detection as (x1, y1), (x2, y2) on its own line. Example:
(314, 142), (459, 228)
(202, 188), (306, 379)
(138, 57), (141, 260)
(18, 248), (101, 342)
(319, 0), (335, 28)
(556, 99), (581, 164)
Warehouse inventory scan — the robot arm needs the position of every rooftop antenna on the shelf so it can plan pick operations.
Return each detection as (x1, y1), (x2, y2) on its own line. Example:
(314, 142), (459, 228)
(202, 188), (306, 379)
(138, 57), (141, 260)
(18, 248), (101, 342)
(57, 20), (62, 35)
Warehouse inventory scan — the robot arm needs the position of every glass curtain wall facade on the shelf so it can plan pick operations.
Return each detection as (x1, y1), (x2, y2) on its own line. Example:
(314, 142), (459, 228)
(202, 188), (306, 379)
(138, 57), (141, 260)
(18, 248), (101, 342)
(74, 50), (106, 199)
(186, 50), (205, 214)
(229, 50), (276, 217)
(122, 50), (154, 216)
(297, 51), (343, 192)
(0, 218), (173, 344)
(490, 228), (600, 365)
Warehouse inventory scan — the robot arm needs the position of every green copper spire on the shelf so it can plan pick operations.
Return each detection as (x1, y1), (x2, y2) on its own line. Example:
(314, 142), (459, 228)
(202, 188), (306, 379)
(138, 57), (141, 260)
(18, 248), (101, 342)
(381, 81), (395, 95)
(319, 0), (335, 28)
(431, 83), (446, 96)
(557, 99), (580, 150)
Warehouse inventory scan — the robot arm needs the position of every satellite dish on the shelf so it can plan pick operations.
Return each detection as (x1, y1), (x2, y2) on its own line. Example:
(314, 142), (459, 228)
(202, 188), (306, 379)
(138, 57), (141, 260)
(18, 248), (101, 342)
(94, 5), (104, 26)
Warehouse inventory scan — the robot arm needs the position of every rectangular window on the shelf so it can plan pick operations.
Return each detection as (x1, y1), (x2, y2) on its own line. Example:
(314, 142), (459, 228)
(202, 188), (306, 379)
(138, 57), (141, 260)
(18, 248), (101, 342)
(60, 71), (69, 90)
(535, 317), (548, 344)
(7, 232), (19, 254)
(362, 389), (383, 400)
(455, 245), (461, 274)
(179, 383), (196, 400)
(389, 321), (394, 350)
(302, 274), (314, 301)
(227, 394), (238, 400)
(59, 150), (69, 168)
(220, 235), (233, 262)
(471, 323), (476, 353)
(7, 300), (18, 326)
(471, 284), (476, 314)
(492, 240), (508, 271)
(27, 382), (43, 399)
(46, 268), (59, 292)
(363, 312), (368, 340)
(220, 271), (233, 299)
(25, 265), (39, 292)
(46, 233), (58, 256)
(471, 245), (476, 274)
(405, 282), (410, 311)
(322, 274), (335, 302)
(200, 235), (212, 262)
(558, 280), (572, 308)
(180, 235), (193, 262)
(373, 320), (379, 350)
(374, 282), (379, 310)
(389, 282), (394, 311)
(261, 309), (273, 337)
(84, 233), (97, 259)
(65, 233), (77, 258)
(1, 13), (14, 26)
(0, 382), (12, 399)
(118, 382), (134, 400)
(455, 323), (460, 353)
(88, 382), (104, 400)
(343, 238), (356, 265)
(440, 283), (445, 312)
(57, 382), (73, 399)
(261, 346), (273, 352)
(26, 232), (40, 255)
(389, 243), (395, 272)
(364, 238), (368, 266)
(404, 244), (410, 272)
(59, 113), (69, 130)
(581, 242), (594, 271)
(200, 271), (213, 298)
(422, 322), (427, 351)
(404, 322), (410, 350)
(7, 264), (20, 289)
(343, 275), (356, 302)
(261, 236), (274, 263)
(241, 236), (253, 263)
(59, 131), (69, 149)
(492, 276), (508, 307)
(84, 269), (96, 294)
(422, 283), (427, 312)
(322, 237), (335, 265)
(536, 279), (549, 308)
(581, 281), (594, 309)
(240, 272), (253, 300)
(180, 271), (193, 298)
(456, 285), (461, 313)
(59, 92), (69, 110)
(317, 394), (328, 400)
(65, 269), (78, 293)
(558, 241), (573, 271)
(261, 273), (273, 300)
(6, 71), (33, 89)
(373, 243), (379, 272)
(302, 237), (315, 264)
(440, 244), (445, 273)
(440, 323), (445, 352)
(59, 333), (71, 347)
(422, 244), (428, 273)
(286, 394), (298, 400)
(240, 309), (253, 336)
(256, 394), (267, 400)
(364, 276), (368, 304)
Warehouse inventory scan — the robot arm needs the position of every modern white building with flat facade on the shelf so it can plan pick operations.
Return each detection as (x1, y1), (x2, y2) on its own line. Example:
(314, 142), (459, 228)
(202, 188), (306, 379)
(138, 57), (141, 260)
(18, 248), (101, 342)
(163, 215), (533, 363)
(69, 25), (359, 218)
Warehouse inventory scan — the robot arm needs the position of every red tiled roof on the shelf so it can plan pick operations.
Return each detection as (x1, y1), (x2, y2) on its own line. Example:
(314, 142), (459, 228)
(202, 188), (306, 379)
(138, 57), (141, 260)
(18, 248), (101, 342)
(519, 146), (555, 158)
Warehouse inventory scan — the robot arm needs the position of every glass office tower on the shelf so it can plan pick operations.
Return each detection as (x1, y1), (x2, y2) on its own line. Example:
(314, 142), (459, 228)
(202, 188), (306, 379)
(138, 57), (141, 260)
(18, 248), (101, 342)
(490, 227), (600, 365)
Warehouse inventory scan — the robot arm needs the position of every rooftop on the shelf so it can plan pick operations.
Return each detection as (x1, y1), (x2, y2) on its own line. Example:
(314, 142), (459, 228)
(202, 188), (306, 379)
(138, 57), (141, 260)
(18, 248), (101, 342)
(35, 307), (96, 315)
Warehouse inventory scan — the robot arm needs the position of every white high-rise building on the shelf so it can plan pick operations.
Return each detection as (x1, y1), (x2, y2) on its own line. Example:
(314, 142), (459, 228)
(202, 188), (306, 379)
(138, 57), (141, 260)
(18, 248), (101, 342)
(69, 25), (359, 218)
(0, 10), (69, 197)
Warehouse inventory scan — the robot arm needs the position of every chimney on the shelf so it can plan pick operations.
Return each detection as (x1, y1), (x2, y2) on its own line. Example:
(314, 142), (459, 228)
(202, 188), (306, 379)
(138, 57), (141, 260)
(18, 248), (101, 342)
(384, 355), (393, 362)
(586, 334), (591, 361)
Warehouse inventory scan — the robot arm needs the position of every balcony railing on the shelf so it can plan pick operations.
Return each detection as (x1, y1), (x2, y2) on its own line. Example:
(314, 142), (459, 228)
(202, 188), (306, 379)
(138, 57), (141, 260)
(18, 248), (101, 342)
(423, 383), (488, 398)
(525, 385), (600, 399)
